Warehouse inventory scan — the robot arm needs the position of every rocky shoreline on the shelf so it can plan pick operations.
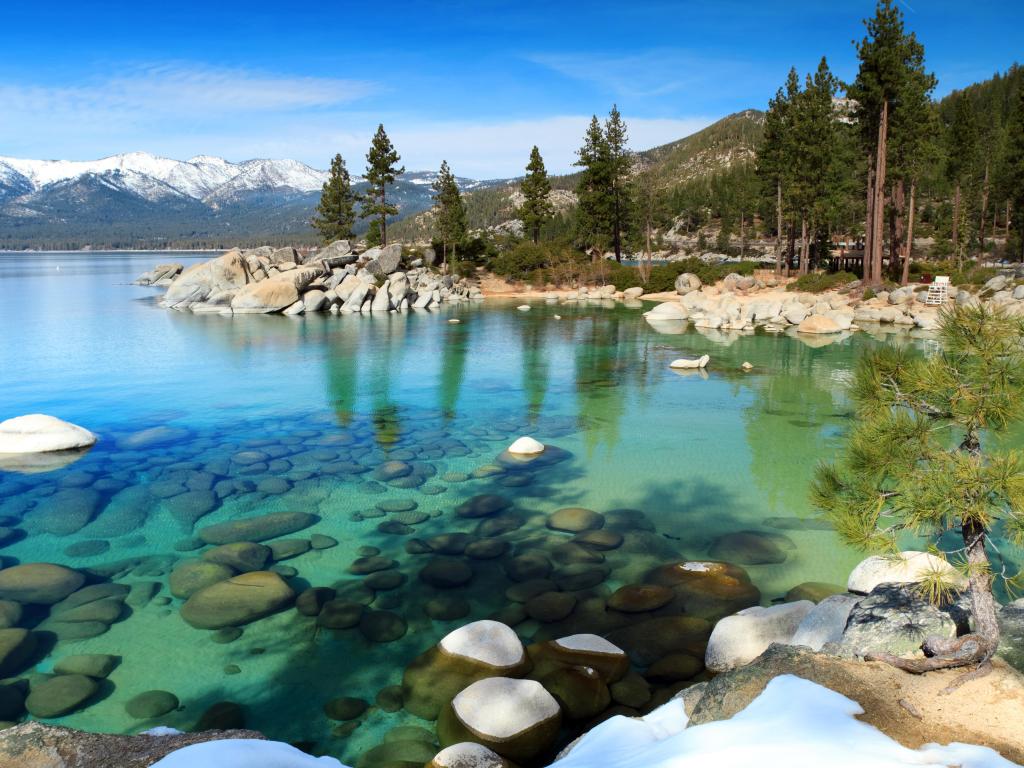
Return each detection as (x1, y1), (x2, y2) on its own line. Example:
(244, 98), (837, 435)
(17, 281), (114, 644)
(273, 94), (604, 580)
(135, 241), (482, 315)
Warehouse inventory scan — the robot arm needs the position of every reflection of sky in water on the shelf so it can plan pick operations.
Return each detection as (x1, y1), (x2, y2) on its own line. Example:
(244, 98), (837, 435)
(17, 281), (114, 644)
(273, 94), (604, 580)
(2, 252), (1016, 758)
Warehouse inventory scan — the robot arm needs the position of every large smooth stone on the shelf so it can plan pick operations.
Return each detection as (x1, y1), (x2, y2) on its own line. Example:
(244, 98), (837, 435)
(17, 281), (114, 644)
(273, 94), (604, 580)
(170, 560), (235, 599)
(439, 620), (525, 670)
(0, 563), (85, 605)
(202, 543), (271, 572)
(605, 616), (712, 667)
(359, 610), (408, 643)
(230, 275), (299, 313)
(455, 495), (511, 519)
(540, 665), (610, 720)
(707, 530), (792, 565)
(525, 592), (576, 623)
(547, 508), (604, 533)
(797, 314), (842, 334)
(53, 654), (119, 679)
(180, 572), (295, 629)
(847, 551), (968, 595)
(507, 437), (545, 456)
(705, 601), (814, 672)
(834, 584), (961, 659)
(0, 628), (38, 676)
(24, 489), (102, 536)
(527, 635), (629, 684)
(789, 594), (861, 651)
(647, 560), (761, 621)
(0, 414), (96, 454)
(430, 743), (510, 768)
(198, 512), (318, 545)
(25, 674), (98, 718)
(420, 558), (473, 588)
(126, 690), (179, 719)
(438, 677), (561, 760)
(607, 584), (673, 613)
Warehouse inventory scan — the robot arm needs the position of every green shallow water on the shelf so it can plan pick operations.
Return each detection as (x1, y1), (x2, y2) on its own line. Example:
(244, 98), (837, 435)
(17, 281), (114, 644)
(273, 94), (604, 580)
(2, 252), (1018, 760)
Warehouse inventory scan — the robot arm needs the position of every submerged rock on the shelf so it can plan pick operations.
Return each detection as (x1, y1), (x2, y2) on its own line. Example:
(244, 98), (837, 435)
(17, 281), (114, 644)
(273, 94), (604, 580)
(25, 674), (99, 718)
(126, 690), (180, 719)
(438, 677), (561, 760)
(0, 414), (97, 454)
(180, 571), (295, 629)
(197, 512), (318, 545)
(0, 563), (85, 605)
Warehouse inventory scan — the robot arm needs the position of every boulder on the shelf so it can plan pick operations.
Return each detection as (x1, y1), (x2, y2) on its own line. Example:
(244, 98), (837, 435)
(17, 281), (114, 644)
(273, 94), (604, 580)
(646, 560), (760, 621)
(230, 276), (299, 313)
(607, 584), (674, 613)
(834, 583), (962, 659)
(999, 599), (1024, 672)
(547, 507), (604, 533)
(438, 620), (527, 670)
(708, 530), (791, 565)
(180, 571), (295, 629)
(302, 289), (328, 312)
(644, 302), (687, 320)
(0, 628), (37, 675)
(507, 436), (544, 455)
(162, 251), (250, 308)
(528, 635), (629, 683)
(430, 742), (510, 768)
(674, 273), (702, 295)
(788, 594), (860, 651)
(705, 601), (814, 672)
(25, 674), (99, 718)
(847, 551), (966, 594)
(669, 354), (709, 370)
(438, 677), (561, 761)
(797, 314), (842, 334)
(202, 543), (271, 573)
(540, 665), (610, 720)
(197, 512), (318, 545)
(0, 414), (97, 454)
(53, 654), (119, 679)
(126, 690), (180, 719)
(0, 563), (85, 604)
(170, 560), (235, 599)
(365, 244), (403, 278)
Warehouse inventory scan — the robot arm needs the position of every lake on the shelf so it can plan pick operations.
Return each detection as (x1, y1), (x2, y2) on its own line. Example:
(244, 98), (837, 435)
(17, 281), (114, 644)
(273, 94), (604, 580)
(0, 251), (981, 760)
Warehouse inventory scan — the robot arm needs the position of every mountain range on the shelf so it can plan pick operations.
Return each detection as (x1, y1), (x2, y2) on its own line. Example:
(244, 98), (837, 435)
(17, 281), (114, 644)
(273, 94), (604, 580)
(0, 152), (496, 250)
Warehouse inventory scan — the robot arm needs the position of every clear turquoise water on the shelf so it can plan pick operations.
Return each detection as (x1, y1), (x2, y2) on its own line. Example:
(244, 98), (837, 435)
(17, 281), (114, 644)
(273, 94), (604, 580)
(0, 252), (983, 759)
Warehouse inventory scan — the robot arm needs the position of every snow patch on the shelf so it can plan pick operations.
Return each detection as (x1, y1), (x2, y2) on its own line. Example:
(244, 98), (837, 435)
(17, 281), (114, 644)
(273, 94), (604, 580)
(150, 739), (344, 767)
(553, 675), (1018, 768)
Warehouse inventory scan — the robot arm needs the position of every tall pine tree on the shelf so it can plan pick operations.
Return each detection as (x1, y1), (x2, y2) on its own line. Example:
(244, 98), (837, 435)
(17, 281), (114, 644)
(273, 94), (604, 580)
(757, 79), (796, 274)
(312, 153), (358, 243)
(517, 146), (553, 244)
(431, 160), (467, 268)
(574, 116), (613, 256)
(1000, 88), (1024, 260)
(605, 105), (632, 263)
(362, 124), (405, 247)
(848, 0), (932, 285)
(947, 97), (979, 265)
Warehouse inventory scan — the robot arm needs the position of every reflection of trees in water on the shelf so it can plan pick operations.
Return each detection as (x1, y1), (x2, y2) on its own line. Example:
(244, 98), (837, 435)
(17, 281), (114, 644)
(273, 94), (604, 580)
(325, 323), (360, 427)
(439, 321), (470, 420)
(519, 320), (549, 423)
(574, 311), (652, 457)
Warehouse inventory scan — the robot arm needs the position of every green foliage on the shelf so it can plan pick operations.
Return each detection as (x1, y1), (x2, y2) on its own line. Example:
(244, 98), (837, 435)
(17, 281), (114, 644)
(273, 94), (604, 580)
(365, 218), (381, 247)
(490, 242), (563, 280)
(431, 160), (468, 264)
(574, 106), (633, 259)
(517, 146), (554, 243)
(603, 258), (757, 293)
(813, 305), (1024, 610)
(311, 153), (358, 243)
(863, 288), (877, 300)
(361, 124), (405, 245)
(786, 271), (858, 293)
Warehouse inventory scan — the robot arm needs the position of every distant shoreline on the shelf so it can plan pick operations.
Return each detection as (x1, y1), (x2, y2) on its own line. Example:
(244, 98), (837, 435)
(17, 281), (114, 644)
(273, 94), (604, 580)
(0, 249), (224, 254)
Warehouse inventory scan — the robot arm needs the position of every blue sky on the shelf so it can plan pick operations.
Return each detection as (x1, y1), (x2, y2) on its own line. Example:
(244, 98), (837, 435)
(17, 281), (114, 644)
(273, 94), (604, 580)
(2, 0), (1020, 177)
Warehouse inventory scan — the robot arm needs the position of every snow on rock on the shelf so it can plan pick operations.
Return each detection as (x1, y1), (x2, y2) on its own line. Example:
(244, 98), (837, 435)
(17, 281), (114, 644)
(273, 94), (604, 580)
(150, 739), (344, 767)
(553, 675), (1018, 768)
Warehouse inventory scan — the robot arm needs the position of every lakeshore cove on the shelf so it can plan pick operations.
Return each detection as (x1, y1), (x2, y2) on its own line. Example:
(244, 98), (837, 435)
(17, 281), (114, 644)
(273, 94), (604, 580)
(2, 250), (1024, 765)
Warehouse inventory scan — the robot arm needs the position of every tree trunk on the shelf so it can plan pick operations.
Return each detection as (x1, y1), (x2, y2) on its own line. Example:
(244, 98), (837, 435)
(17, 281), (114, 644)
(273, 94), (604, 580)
(901, 181), (916, 286)
(870, 100), (889, 285)
(613, 185), (622, 263)
(979, 161), (990, 256)
(890, 178), (906, 282)
(381, 188), (388, 247)
(953, 183), (962, 267)
(864, 160), (876, 284)
(786, 223), (795, 278)
(799, 217), (809, 276)
(775, 181), (784, 275)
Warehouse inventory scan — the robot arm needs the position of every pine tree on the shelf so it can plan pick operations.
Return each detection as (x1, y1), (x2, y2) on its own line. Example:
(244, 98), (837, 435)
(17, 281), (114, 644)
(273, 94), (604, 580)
(813, 305), (1024, 674)
(517, 146), (553, 243)
(605, 105), (633, 263)
(947, 97), (979, 265)
(311, 153), (358, 243)
(1000, 88), (1024, 260)
(848, 0), (933, 285)
(362, 124), (405, 246)
(431, 160), (467, 268)
(575, 116), (613, 255)
(757, 80), (795, 274)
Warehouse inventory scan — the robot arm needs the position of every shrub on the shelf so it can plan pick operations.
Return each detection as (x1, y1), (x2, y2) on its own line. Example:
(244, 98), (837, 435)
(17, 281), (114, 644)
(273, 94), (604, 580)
(950, 266), (998, 286)
(786, 271), (858, 293)
(862, 288), (876, 300)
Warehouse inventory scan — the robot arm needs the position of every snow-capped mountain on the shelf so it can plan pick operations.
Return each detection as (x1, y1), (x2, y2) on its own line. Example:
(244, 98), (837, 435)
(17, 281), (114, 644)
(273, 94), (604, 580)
(0, 152), (329, 203)
(0, 152), (502, 249)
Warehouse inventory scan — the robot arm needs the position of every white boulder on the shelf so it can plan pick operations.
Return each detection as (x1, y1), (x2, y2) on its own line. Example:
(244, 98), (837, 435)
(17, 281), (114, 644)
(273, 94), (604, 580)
(507, 436), (545, 455)
(705, 601), (815, 672)
(847, 551), (967, 595)
(439, 620), (526, 669)
(644, 302), (687, 320)
(669, 354), (710, 370)
(516, 305), (531, 312)
(0, 415), (97, 454)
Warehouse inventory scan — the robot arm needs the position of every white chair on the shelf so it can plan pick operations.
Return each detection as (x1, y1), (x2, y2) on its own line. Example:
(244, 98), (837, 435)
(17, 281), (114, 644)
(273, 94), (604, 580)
(925, 276), (949, 306)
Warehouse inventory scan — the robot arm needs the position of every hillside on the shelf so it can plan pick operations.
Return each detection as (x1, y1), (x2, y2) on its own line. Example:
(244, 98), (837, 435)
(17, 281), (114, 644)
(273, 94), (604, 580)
(390, 110), (765, 242)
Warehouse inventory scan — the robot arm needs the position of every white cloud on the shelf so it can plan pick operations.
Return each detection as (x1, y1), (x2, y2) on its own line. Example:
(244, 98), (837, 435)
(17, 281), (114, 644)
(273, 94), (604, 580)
(0, 63), (714, 178)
